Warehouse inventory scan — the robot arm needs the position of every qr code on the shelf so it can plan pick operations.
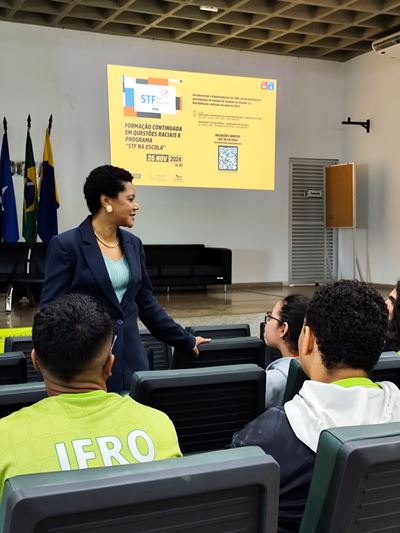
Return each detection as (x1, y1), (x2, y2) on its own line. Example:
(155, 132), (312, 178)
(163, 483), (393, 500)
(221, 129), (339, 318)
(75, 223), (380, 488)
(218, 145), (238, 171)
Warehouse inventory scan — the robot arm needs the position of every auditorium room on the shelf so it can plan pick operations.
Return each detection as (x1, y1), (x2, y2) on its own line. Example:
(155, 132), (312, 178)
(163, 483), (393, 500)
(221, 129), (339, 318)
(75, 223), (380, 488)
(1, 1), (400, 531)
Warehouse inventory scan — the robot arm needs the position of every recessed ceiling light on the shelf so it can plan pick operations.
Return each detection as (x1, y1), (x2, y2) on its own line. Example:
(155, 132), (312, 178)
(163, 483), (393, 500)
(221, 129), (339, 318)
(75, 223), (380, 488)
(199, 5), (219, 13)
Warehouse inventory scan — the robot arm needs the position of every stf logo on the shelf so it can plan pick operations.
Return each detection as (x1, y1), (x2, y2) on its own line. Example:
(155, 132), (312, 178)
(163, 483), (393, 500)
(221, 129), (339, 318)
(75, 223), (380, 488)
(140, 94), (156, 104)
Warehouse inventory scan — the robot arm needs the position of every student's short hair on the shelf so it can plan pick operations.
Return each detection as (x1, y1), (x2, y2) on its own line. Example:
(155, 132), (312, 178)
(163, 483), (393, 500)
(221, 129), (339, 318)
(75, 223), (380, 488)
(33, 294), (113, 381)
(83, 165), (134, 215)
(279, 294), (309, 354)
(305, 280), (388, 372)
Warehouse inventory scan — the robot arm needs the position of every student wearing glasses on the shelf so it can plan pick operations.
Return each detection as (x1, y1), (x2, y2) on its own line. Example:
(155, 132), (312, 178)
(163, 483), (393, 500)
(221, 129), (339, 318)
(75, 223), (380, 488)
(264, 295), (309, 408)
(384, 281), (400, 352)
(232, 280), (400, 533)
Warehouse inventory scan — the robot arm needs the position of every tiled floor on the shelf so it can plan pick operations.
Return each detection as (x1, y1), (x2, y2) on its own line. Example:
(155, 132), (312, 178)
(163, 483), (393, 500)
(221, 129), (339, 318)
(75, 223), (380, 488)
(0, 283), (391, 338)
(156, 285), (317, 318)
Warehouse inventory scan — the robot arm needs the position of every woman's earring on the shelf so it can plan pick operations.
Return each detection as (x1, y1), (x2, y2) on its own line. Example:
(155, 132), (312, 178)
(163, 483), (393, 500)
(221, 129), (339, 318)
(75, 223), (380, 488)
(106, 205), (113, 213)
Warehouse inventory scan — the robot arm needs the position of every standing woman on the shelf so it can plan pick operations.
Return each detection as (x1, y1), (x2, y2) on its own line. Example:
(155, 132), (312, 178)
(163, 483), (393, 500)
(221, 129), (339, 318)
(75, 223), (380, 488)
(41, 165), (208, 392)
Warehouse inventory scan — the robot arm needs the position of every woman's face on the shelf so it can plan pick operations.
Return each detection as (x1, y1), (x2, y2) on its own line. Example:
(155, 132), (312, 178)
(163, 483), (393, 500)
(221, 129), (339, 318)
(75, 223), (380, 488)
(386, 287), (397, 321)
(264, 300), (285, 349)
(108, 181), (139, 228)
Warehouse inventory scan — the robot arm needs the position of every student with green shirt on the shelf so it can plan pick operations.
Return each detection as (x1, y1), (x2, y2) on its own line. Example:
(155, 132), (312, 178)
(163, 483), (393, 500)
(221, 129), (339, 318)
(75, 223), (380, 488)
(232, 280), (400, 533)
(0, 293), (181, 500)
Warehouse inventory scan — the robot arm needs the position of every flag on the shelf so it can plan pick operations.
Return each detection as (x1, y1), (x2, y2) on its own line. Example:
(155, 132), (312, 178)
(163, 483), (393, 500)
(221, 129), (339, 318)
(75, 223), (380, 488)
(37, 124), (59, 243)
(0, 127), (19, 242)
(23, 126), (38, 243)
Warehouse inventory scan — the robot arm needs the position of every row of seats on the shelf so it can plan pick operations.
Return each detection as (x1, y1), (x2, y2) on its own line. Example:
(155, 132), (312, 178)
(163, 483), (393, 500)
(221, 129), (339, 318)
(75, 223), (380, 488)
(2, 337), (266, 379)
(2, 355), (400, 455)
(1, 422), (400, 532)
(0, 242), (48, 311)
(0, 364), (265, 453)
(141, 323), (265, 370)
(2, 322), (278, 377)
(0, 446), (278, 532)
(2, 326), (400, 530)
(88, 323), (279, 370)
(3, 333), (400, 389)
(187, 322), (281, 366)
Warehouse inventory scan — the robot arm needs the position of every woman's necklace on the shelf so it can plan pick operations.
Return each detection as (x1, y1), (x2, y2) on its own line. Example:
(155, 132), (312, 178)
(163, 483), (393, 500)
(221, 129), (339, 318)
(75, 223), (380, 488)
(94, 232), (120, 249)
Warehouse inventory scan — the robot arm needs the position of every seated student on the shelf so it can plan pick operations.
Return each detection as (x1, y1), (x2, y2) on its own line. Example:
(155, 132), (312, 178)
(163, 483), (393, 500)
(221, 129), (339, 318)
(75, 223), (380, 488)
(0, 293), (181, 500)
(264, 294), (309, 408)
(384, 281), (400, 352)
(232, 280), (400, 533)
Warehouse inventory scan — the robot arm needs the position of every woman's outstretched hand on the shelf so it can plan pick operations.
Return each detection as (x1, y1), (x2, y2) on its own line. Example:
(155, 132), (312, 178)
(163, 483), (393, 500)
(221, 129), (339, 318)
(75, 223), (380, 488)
(192, 336), (211, 357)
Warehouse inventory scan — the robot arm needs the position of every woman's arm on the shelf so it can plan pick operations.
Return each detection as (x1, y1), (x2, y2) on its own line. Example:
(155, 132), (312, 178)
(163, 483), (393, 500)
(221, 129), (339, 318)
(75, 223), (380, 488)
(135, 242), (196, 351)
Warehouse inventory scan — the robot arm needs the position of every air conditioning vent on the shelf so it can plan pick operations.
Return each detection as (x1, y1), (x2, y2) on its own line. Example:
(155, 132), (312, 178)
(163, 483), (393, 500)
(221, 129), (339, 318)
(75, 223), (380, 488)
(372, 31), (400, 59)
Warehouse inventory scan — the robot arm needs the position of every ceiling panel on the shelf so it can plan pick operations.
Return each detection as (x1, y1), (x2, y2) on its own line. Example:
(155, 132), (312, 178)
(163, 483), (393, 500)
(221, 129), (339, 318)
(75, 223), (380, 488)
(1, 0), (400, 61)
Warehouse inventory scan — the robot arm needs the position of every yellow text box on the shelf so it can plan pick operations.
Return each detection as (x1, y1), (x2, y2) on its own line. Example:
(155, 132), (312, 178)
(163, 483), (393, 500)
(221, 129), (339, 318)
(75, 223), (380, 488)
(108, 65), (276, 191)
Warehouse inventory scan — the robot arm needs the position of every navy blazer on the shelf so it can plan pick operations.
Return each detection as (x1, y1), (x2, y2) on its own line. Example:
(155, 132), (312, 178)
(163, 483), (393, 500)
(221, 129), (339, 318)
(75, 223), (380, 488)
(41, 217), (195, 391)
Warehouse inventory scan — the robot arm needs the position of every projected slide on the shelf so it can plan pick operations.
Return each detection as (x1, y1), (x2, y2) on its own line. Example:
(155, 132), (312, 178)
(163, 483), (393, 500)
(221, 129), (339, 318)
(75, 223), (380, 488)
(107, 65), (276, 190)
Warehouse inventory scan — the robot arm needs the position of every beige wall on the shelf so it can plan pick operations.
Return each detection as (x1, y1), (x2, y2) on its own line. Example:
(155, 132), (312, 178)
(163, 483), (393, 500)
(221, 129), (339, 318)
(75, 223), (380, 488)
(342, 51), (400, 283)
(0, 21), (345, 283)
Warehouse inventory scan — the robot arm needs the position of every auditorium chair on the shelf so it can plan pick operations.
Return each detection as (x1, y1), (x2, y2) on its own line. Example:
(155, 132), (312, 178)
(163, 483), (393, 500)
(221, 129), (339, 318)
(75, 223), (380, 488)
(4, 336), (33, 356)
(0, 382), (47, 419)
(282, 358), (308, 404)
(4, 336), (42, 382)
(4, 335), (155, 379)
(0, 242), (48, 310)
(186, 323), (250, 339)
(23, 242), (48, 303)
(173, 336), (265, 369)
(139, 329), (172, 370)
(371, 352), (400, 388)
(0, 243), (30, 311)
(283, 353), (400, 404)
(0, 353), (27, 385)
(0, 447), (279, 533)
(299, 423), (400, 532)
(130, 364), (266, 454)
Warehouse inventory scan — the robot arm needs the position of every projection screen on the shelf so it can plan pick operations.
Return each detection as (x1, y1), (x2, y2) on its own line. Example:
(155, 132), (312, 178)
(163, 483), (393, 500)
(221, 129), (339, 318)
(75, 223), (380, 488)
(107, 65), (276, 191)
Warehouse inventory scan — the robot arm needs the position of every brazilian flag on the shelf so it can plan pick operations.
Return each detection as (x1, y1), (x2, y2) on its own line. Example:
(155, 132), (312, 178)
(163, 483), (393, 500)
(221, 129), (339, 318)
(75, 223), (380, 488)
(22, 129), (37, 243)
